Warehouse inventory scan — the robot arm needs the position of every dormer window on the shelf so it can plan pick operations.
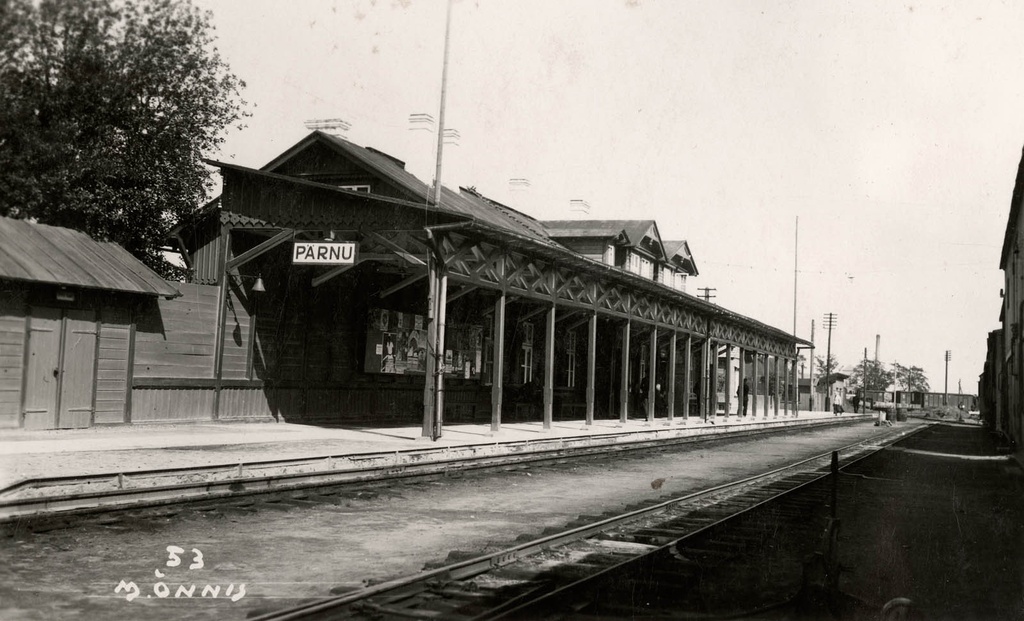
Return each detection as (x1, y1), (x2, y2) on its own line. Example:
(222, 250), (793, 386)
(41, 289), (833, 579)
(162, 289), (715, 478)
(658, 266), (672, 286)
(625, 251), (653, 280)
(627, 251), (641, 275)
(639, 256), (653, 280)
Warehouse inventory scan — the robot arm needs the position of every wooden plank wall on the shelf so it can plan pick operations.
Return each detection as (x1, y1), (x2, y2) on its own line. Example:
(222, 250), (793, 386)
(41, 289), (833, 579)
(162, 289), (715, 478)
(0, 291), (26, 428)
(94, 305), (132, 424)
(132, 386), (215, 421)
(221, 285), (253, 379)
(219, 386), (272, 420)
(134, 283), (218, 378)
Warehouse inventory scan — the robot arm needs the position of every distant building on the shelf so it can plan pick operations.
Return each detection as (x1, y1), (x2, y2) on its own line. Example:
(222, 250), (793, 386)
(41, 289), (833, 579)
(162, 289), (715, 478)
(985, 143), (1024, 447)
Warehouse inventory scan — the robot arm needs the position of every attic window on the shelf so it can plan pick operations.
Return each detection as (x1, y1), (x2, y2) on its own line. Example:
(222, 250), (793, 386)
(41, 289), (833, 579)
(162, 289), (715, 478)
(339, 184), (371, 193)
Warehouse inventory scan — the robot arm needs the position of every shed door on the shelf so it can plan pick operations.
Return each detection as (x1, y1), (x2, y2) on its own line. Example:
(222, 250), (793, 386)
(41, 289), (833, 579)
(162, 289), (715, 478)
(58, 309), (97, 428)
(23, 307), (62, 430)
(22, 307), (96, 429)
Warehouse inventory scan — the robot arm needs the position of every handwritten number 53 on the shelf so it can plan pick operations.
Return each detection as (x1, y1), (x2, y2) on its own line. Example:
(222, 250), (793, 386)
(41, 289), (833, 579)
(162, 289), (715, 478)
(166, 546), (205, 570)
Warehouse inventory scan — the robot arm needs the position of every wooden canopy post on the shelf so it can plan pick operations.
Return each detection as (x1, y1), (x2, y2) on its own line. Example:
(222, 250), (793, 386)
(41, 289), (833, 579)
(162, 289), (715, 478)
(792, 357), (799, 417)
(490, 292), (505, 433)
(619, 320), (631, 424)
(762, 353), (770, 418)
(647, 327), (657, 423)
(738, 347), (747, 417)
(774, 356), (781, 418)
(543, 304), (555, 430)
(666, 330), (677, 423)
(782, 358), (789, 417)
(724, 343), (733, 420)
(585, 313), (597, 426)
(421, 255), (438, 439)
(700, 338), (710, 422)
(682, 333), (692, 425)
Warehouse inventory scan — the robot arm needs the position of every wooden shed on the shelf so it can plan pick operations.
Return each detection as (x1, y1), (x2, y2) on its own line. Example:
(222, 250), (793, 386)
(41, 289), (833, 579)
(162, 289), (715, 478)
(0, 217), (180, 429)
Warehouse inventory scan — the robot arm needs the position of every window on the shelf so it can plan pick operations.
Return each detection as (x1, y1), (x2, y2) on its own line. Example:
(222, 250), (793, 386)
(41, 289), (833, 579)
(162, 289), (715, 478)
(519, 323), (534, 384)
(339, 184), (371, 193)
(639, 256), (653, 280)
(674, 272), (687, 292)
(626, 251), (641, 275)
(566, 331), (577, 388)
(658, 266), (672, 286)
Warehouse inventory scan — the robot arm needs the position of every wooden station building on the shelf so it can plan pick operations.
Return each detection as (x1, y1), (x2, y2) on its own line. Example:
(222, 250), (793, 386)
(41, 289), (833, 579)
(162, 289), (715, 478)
(1, 131), (811, 436)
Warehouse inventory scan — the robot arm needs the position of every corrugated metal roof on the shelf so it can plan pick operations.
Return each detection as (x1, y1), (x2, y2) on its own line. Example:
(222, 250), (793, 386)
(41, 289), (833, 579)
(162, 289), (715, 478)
(0, 217), (180, 297)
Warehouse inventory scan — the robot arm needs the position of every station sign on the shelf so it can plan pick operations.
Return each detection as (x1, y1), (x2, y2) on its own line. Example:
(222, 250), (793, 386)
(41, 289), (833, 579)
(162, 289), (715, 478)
(292, 241), (357, 265)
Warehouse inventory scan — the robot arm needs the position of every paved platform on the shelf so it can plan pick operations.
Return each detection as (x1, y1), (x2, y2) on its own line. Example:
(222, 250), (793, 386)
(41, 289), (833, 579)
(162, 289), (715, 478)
(0, 410), (866, 491)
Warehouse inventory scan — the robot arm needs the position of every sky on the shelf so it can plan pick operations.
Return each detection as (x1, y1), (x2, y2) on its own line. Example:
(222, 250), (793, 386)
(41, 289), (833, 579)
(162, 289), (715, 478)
(194, 0), (1024, 394)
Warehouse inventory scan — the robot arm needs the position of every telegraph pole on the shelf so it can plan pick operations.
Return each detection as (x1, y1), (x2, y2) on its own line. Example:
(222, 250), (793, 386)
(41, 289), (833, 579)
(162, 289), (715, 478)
(698, 287), (716, 303)
(862, 347), (868, 413)
(823, 313), (837, 412)
(944, 350), (951, 406)
(793, 216), (798, 334)
(426, 0), (455, 441)
(894, 360), (901, 420)
(808, 320), (816, 410)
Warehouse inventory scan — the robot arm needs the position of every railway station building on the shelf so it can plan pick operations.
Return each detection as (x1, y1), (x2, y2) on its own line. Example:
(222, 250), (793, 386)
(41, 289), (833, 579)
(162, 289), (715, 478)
(1, 131), (809, 435)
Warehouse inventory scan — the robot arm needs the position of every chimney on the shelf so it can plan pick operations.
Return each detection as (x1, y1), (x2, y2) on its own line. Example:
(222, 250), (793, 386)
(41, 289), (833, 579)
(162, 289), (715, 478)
(570, 199), (591, 215)
(304, 118), (351, 138)
(874, 335), (880, 363)
(509, 178), (531, 210)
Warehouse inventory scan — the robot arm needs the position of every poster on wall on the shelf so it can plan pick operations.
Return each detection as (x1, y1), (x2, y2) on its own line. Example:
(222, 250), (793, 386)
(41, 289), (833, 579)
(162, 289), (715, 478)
(445, 324), (483, 379)
(364, 308), (482, 378)
(364, 309), (428, 375)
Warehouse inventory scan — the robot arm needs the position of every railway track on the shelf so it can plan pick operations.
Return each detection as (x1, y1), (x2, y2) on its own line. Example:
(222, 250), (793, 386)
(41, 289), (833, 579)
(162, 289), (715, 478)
(0, 416), (867, 524)
(248, 423), (927, 621)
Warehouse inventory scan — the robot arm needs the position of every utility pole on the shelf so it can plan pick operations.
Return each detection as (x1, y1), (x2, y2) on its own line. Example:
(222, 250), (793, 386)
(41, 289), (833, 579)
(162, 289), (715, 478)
(809, 320), (816, 411)
(426, 0), (455, 441)
(862, 347), (868, 414)
(793, 216), (799, 335)
(823, 313), (837, 412)
(944, 350), (951, 406)
(698, 287), (716, 303)
(894, 360), (901, 421)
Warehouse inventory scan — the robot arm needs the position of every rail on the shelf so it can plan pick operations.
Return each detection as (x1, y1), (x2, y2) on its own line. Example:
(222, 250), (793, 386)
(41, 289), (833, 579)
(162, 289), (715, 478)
(248, 423), (928, 621)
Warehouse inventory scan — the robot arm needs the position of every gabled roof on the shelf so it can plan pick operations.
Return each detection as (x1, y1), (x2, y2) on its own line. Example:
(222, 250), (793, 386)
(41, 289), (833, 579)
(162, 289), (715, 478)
(542, 219), (669, 261)
(0, 217), (180, 298)
(261, 131), (550, 242)
(543, 219), (656, 245)
(662, 239), (699, 276)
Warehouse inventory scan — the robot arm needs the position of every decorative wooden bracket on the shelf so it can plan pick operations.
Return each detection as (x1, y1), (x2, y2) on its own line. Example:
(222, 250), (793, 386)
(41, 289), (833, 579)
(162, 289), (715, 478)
(226, 229), (295, 271)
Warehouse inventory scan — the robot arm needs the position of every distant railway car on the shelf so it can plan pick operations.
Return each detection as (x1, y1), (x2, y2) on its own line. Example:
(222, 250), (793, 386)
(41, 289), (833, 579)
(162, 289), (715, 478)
(861, 390), (977, 412)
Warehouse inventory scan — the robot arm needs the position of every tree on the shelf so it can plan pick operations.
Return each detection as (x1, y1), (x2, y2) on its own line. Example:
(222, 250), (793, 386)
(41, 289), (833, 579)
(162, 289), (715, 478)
(850, 359), (893, 393)
(0, 0), (247, 276)
(893, 363), (929, 392)
(814, 354), (840, 387)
